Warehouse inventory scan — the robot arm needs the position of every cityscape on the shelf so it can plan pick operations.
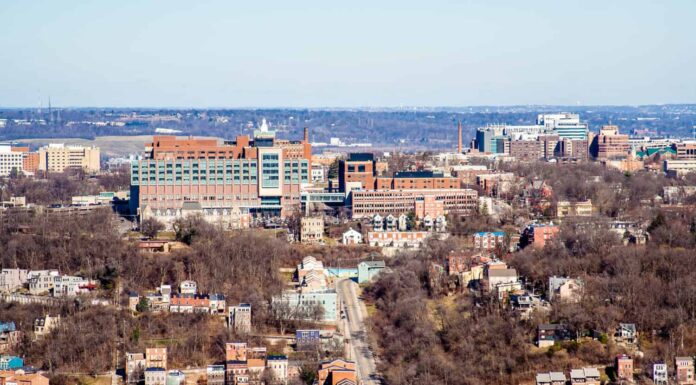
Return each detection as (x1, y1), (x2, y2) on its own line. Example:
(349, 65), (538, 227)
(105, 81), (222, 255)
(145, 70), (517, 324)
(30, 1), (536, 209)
(1, 1), (696, 385)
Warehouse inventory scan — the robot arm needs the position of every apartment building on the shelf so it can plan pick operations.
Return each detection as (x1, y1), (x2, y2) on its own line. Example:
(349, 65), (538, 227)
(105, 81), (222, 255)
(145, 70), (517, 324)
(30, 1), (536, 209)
(473, 231), (505, 250)
(228, 303), (252, 334)
(375, 170), (461, 190)
(676, 357), (695, 385)
(301, 216), (324, 244)
(615, 355), (634, 382)
(131, 127), (311, 227)
(350, 189), (477, 219)
(37, 143), (100, 173)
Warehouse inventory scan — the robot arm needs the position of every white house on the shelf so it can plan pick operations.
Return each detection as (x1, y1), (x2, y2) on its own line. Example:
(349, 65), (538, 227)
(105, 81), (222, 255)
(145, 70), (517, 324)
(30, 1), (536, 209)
(342, 228), (363, 245)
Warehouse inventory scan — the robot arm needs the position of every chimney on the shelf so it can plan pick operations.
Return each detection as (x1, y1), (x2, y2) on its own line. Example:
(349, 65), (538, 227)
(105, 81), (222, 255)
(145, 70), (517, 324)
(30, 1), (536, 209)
(304, 127), (309, 143)
(457, 121), (463, 154)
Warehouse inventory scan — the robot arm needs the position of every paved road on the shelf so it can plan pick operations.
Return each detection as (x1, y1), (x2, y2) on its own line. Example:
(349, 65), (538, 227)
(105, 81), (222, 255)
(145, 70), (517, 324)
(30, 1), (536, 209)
(336, 279), (380, 385)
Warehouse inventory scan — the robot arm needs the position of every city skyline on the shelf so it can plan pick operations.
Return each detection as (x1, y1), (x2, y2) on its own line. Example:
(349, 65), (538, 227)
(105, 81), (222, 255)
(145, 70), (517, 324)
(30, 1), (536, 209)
(1, 0), (695, 108)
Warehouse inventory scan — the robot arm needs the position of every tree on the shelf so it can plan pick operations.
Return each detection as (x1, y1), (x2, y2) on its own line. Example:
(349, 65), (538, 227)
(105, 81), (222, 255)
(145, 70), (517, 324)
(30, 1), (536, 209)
(140, 217), (164, 239)
(136, 297), (150, 313)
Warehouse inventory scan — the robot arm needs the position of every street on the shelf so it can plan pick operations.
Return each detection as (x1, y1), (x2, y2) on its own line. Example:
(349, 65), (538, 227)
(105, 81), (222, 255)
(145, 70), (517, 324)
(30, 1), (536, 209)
(336, 279), (380, 385)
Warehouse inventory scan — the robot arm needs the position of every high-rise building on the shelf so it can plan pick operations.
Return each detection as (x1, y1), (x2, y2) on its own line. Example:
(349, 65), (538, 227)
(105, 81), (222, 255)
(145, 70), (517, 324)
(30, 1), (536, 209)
(594, 125), (630, 160)
(0, 144), (24, 177)
(37, 143), (100, 173)
(130, 124), (311, 227)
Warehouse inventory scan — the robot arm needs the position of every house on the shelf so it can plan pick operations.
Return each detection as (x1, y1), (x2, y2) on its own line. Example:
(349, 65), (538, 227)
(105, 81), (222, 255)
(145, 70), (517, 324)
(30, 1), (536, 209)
(537, 324), (574, 348)
(522, 223), (559, 249)
(570, 367), (601, 385)
(126, 352), (146, 384)
(272, 290), (338, 322)
(209, 294), (226, 315)
(166, 370), (185, 385)
(0, 322), (20, 353)
(316, 359), (357, 385)
(0, 356), (23, 370)
(207, 364), (226, 385)
(615, 354), (634, 382)
(367, 230), (433, 248)
(0, 269), (28, 293)
(52, 275), (96, 297)
(169, 294), (211, 313)
(357, 261), (386, 283)
(144, 367), (166, 385)
(179, 280), (197, 295)
(267, 355), (288, 384)
(228, 303), (252, 334)
(145, 347), (167, 369)
(296, 329), (321, 351)
(301, 216), (324, 244)
(33, 314), (60, 339)
(676, 357), (695, 385)
(342, 228), (362, 245)
(27, 270), (60, 295)
(556, 200), (593, 218)
(0, 371), (49, 385)
(535, 372), (566, 385)
(473, 231), (505, 250)
(653, 362), (668, 385)
(486, 264), (521, 299)
(614, 323), (637, 345)
(297, 256), (326, 282)
(548, 276), (583, 302)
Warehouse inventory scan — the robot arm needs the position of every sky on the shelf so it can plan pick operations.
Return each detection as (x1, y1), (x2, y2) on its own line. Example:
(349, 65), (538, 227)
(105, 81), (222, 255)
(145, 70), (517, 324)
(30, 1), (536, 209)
(0, 0), (695, 108)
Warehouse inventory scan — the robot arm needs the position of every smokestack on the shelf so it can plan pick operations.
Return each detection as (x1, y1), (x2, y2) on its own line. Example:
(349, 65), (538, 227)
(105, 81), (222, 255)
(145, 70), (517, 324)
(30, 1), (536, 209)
(304, 127), (309, 143)
(457, 121), (463, 154)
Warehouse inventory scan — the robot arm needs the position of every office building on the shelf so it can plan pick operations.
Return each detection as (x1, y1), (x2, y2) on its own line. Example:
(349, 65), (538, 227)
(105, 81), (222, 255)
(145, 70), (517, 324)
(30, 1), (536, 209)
(593, 125), (630, 160)
(676, 142), (696, 160)
(351, 189), (477, 219)
(338, 153), (376, 192)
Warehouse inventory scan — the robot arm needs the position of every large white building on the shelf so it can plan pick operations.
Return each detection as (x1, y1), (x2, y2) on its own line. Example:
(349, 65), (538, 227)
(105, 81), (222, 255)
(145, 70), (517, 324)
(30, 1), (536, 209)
(0, 144), (24, 177)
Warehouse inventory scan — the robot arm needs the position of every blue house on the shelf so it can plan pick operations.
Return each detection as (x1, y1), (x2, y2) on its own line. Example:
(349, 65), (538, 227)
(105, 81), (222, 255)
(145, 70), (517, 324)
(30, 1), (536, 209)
(0, 355), (23, 370)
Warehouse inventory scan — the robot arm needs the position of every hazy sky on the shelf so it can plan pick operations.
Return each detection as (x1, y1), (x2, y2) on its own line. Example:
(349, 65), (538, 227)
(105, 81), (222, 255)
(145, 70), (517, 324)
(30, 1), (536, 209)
(1, 0), (694, 107)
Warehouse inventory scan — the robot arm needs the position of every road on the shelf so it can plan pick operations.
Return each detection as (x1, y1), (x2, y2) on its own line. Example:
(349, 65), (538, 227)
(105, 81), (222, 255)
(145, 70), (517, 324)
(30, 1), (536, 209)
(336, 279), (380, 385)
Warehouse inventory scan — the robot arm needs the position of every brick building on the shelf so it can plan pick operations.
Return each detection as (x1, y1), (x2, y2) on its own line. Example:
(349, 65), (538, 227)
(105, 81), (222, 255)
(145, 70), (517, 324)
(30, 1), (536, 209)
(351, 189), (477, 219)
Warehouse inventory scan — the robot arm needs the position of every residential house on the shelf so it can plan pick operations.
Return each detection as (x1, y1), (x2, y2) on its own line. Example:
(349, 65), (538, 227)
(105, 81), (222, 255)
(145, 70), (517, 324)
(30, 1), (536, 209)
(169, 294), (211, 313)
(267, 355), (288, 384)
(272, 290), (338, 322)
(316, 359), (357, 385)
(52, 275), (96, 297)
(614, 323), (638, 345)
(570, 368), (601, 385)
(615, 354), (634, 382)
(535, 372), (566, 385)
(296, 329), (321, 352)
(179, 280), (197, 295)
(126, 352), (146, 384)
(209, 294), (226, 315)
(33, 314), (60, 339)
(0, 323), (20, 353)
(0, 372), (49, 385)
(342, 228), (363, 245)
(367, 230), (433, 249)
(207, 364), (226, 385)
(522, 223), (559, 249)
(473, 231), (505, 251)
(144, 367), (166, 385)
(145, 347), (167, 369)
(297, 256), (325, 282)
(676, 357), (695, 385)
(537, 324), (574, 348)
(653, 362), (668, 385)
(229, 303), (252, 334)
(166, 370), (185, 385)
(301, 216), (324, 244)
(548, 276), (583, 302)
(27, 270), (60, 295)
(357, 261), (386, 283)
(0, 356), (23, 370)
(0, 269), (28, 293)
(556, 200), (593, 218)
(486, 264), (521, 299)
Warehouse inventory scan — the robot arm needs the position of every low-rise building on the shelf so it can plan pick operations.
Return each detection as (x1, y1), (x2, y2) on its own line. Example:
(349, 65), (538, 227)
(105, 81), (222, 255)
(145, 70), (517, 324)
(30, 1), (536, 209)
(614, 323), (637, 345)
(537, 324), (574, 348)
(676, 356), (695, 385)
(126, 352), (146, 384)
(615, 354), (634, 382)
(206, 364), (225, 385)
(0, 322), (20, 353)
(473, 231), (505, 251)
(653, 362), (668, 385)
(367, 230), (432, 248)
(357, 261), (386, 283)
(228, 303), (252, 334)
(0, 356), (23, 370)
(301, 216), (324, 244)
(295, 329), (321, 352)
(33, 314), (60, 340)
(556, 200), (593, 218)
(145, 347), (167, 369)
(535, 372), (566, 385)
(570, 367), (601, 385)
(342, 228), (363, 245)
(0, 269), (28, 293)
(144, 367), (166, 385)
(316, 359), (357, 385)
(266, 355), (288, 384)
(548, 276), (583, 302)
